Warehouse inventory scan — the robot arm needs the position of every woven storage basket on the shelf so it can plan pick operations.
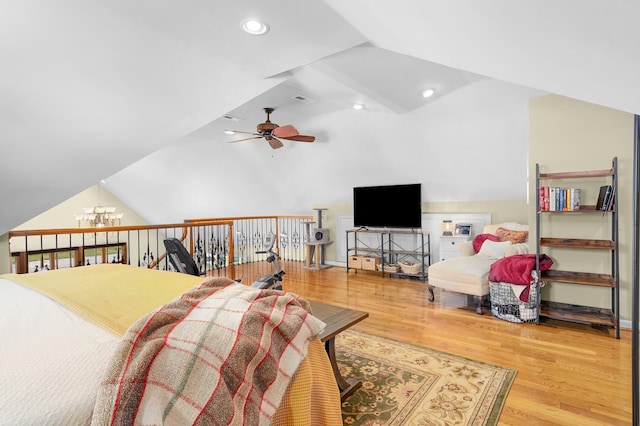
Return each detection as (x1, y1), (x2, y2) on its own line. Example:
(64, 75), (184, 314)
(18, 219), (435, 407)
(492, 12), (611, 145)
(377, 263), (400, 273)
(489, 281), (538, 323)
(398, 261), (421, 275)
(348, 255), (362, 269)
(361, 256), (382, 271)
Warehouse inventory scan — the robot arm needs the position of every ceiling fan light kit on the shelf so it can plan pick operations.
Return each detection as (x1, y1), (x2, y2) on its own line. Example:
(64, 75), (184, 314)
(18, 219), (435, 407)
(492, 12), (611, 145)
(227, 107), (316, 150)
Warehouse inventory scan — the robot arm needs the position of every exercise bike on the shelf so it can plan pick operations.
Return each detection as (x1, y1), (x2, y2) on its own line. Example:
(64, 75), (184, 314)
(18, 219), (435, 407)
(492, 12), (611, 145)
(250, 232), (284, 290)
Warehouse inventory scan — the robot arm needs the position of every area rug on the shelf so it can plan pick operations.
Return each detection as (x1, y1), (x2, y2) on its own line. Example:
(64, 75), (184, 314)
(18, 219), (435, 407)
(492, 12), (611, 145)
(336, 330), (516, 426)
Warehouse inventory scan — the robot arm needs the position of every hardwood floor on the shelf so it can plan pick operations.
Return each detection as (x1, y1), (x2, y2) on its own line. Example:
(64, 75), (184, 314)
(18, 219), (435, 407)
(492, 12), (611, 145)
(230, 261), (632, 425)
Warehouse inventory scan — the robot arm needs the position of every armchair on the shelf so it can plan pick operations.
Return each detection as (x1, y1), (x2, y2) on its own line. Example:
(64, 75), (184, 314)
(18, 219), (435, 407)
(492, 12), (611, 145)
(427, 222), (529, 314)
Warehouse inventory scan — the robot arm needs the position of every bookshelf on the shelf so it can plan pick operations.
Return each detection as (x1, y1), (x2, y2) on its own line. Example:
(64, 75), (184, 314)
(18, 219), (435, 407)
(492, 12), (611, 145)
(535, 157), (619, 338)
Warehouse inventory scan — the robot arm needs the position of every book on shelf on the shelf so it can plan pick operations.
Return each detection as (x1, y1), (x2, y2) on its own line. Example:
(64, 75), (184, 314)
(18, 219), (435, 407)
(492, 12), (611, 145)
(538, 186), (548, 211)
(570, 188), (581, 211)
(538, 185), (581, 211)
(549, 187), (556, 211)
(596, 185), (613, 211)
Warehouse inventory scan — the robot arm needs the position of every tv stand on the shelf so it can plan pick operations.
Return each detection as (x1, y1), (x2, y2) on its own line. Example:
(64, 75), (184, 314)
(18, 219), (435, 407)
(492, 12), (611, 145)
(345, 228), (430, 281)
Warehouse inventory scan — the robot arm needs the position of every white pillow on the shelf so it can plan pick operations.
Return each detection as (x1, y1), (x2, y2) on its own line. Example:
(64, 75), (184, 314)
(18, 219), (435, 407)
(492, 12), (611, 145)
(477, 240), (512, 259)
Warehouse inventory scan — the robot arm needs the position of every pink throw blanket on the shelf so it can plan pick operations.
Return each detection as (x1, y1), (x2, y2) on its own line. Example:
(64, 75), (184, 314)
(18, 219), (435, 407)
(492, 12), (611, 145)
(488, 254), (553, 302)
(91, 277), (325, 426)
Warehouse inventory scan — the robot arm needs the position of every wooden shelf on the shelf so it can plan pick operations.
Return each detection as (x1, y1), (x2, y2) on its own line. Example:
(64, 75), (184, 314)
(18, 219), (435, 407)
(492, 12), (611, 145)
(539, 238), (615, 250)
(349, 247), (425, 256)
(348, 247), (379, 253)
(541, 270), (615, 287)
(538, 205), (615, 213)
(539, 301), (616, 328)
(538, 169), (614, 179)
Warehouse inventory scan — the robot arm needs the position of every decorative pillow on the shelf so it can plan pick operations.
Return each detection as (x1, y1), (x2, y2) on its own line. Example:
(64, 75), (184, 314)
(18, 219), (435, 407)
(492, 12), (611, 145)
(472, 233), (499, 252)
(504, 243), (530, 257)
(495, 227), (529, 244)
(477, 240), (512, 259)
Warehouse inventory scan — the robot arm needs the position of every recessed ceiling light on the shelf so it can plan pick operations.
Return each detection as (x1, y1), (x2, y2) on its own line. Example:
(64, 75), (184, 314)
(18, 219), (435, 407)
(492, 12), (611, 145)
(353, 103), (364, 110)
(422, 88), (435, 98)
(241, 18), (270, 35)
(224, 130), (235, 135)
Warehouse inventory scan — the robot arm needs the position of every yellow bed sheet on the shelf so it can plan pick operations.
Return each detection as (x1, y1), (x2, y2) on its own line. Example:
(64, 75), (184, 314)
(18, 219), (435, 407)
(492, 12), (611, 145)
(3, 263), (202, 336)
(2, 264), (342, 425)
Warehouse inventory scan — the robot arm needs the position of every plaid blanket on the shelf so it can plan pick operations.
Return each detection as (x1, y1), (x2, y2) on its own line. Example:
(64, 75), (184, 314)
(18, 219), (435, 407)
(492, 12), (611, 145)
(91, 277), (326, 426)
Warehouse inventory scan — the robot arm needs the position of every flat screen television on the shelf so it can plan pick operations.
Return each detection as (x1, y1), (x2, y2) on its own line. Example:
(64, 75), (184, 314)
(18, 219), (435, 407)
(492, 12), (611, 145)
(353, 184), (422, 229)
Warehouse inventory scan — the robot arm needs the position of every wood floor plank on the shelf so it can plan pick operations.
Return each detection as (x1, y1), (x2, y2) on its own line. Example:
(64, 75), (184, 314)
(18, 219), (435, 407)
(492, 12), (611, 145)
(232, 261), (632, 425)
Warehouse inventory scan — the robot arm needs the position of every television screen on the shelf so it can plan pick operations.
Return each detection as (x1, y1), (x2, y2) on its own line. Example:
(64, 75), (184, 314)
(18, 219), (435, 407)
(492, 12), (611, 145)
(353, 184), (422, 229)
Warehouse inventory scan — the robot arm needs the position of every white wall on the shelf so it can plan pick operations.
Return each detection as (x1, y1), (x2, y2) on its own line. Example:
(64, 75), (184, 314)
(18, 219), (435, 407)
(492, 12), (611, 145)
(104, 79), (545, 224)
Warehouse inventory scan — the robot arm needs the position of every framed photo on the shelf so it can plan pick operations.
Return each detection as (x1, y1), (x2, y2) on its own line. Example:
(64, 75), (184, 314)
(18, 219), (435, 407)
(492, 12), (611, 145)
(455, 223), (472, 235)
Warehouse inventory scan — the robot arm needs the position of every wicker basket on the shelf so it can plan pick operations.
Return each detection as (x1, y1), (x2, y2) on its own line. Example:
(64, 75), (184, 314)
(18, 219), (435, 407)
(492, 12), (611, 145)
(377, 263), (400, 273)
(348, 255), (362, 269)
(362, 256), (382, 271)
(398, 261), (421, 275)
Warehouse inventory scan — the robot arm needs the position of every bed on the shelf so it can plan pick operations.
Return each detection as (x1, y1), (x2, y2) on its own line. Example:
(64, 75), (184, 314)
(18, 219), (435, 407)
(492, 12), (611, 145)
(0, 264), (342, 425)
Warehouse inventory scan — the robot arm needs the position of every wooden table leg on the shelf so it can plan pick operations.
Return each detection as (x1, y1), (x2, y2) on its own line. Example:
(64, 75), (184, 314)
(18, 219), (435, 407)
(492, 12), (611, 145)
(325, 337), (362, 401)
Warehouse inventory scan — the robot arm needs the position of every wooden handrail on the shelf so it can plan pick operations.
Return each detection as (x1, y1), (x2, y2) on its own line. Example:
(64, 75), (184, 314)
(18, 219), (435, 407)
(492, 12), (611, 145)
(184, 215), (312, 223)
(8, 220), (232, 238)
(8, 216), (311, 275)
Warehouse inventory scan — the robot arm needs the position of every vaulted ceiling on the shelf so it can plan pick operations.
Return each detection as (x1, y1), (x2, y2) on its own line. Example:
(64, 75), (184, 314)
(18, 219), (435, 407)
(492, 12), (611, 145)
(1, 0), (639, 234)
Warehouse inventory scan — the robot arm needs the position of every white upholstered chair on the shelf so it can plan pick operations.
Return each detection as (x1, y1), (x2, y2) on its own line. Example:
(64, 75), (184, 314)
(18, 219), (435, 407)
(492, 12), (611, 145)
(427, 223), (529, 314)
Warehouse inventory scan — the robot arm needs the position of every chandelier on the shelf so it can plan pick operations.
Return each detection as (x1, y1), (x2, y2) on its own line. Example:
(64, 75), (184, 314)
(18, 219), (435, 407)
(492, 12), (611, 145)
(74, 182), (124, 227)
(75, 206), (123, 228)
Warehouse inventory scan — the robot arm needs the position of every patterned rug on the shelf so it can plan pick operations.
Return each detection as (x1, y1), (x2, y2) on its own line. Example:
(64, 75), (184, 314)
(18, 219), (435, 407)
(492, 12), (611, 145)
(336, 330), (516, 426)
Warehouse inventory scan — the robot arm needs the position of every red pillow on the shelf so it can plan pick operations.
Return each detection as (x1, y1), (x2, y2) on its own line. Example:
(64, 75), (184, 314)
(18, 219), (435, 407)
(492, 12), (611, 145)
(472, 233), (499, 253)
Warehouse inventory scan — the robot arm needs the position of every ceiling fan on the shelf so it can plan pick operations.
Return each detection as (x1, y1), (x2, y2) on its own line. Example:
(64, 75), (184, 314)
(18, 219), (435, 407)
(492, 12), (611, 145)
(227, 107), (316, 149)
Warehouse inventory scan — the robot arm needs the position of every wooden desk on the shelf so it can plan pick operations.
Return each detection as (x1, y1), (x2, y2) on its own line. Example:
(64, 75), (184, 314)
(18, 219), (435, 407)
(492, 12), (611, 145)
(309, 300), (369, 401)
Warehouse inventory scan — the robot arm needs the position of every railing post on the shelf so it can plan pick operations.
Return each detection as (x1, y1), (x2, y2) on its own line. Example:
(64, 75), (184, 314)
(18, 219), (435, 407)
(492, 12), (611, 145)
(227, 222), (235, 280)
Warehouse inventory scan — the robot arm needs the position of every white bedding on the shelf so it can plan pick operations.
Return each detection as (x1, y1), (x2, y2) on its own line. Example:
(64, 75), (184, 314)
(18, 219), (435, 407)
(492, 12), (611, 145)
(0, 277), (118, 426)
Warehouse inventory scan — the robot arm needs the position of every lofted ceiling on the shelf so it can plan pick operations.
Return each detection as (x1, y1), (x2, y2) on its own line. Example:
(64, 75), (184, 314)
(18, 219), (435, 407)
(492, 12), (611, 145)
(1, 0), (639, 234)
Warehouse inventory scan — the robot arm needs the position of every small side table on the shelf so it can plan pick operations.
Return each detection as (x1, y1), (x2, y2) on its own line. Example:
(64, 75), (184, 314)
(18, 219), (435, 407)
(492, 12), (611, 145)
(439, 235), (470, 262)
(309, 301), (369, 401)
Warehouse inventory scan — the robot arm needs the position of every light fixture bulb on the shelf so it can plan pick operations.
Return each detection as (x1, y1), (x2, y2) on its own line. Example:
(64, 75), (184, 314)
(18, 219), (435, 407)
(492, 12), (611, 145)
(353, 103), (364, 110)
(241, 19), (270, 35)
(422, 88), (435, 98)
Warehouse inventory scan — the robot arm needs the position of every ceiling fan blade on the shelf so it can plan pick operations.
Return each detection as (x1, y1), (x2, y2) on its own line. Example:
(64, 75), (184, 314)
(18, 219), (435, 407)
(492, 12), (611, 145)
(281, 134), (315, 143)
(268, 137), (284, 149)
(272, 125), (299, 138)
(229, 136), (262, 143)
(226, 130), (260, 136)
